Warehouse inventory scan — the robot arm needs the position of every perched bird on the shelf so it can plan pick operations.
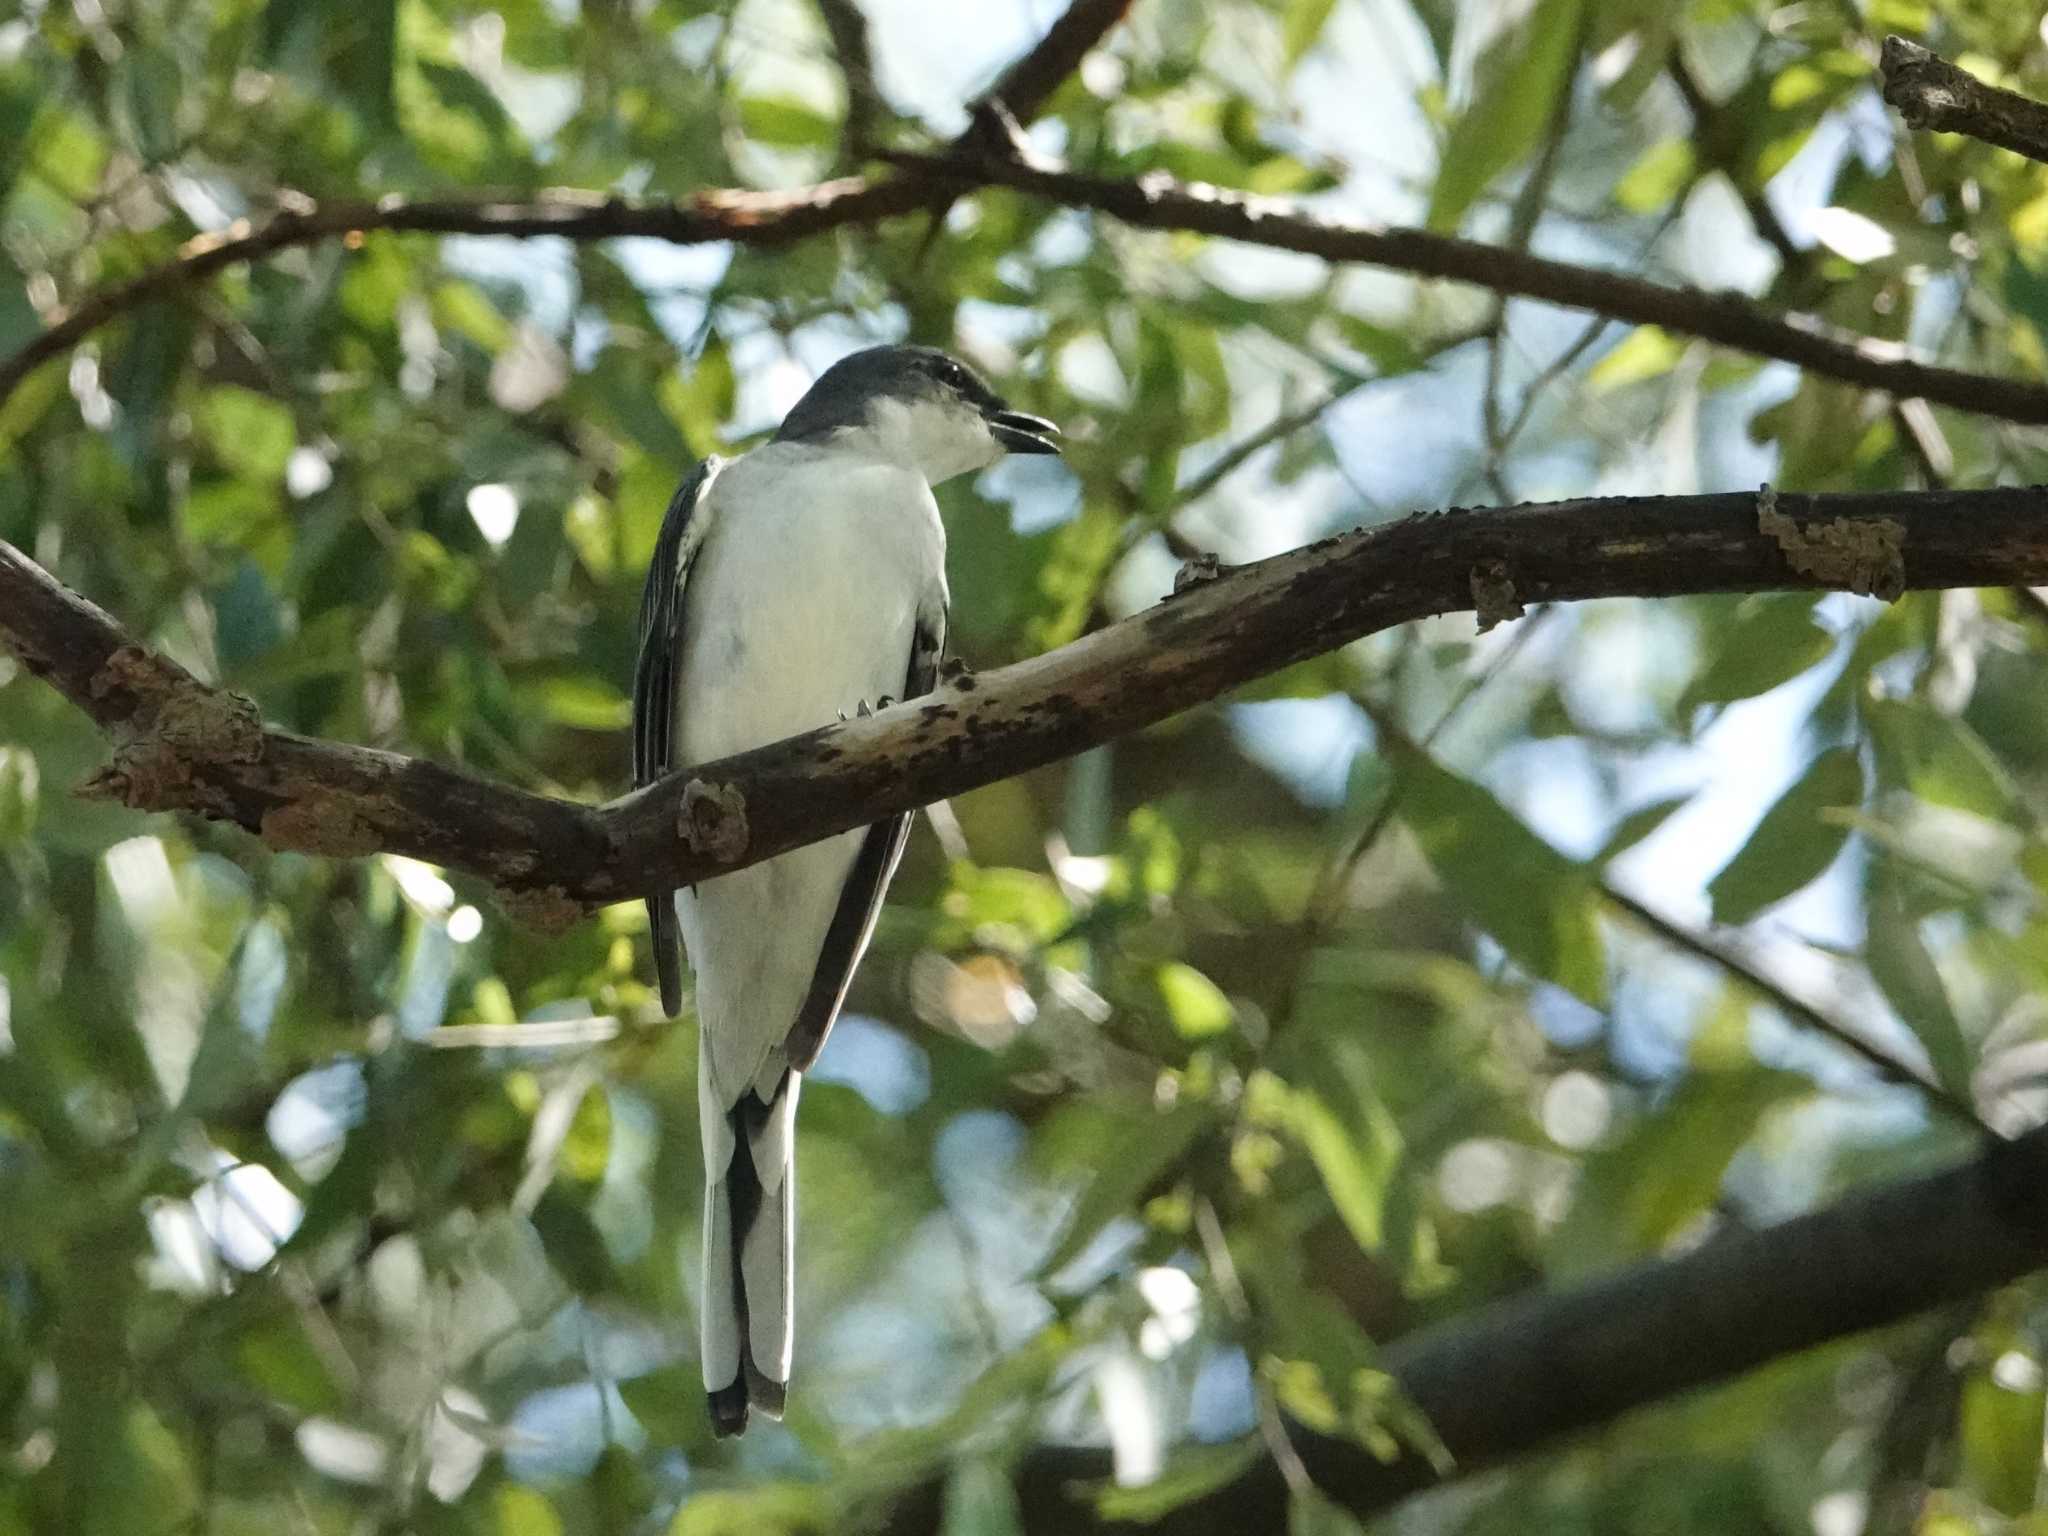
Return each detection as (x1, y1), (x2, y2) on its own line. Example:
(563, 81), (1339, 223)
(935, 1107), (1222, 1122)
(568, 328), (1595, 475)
(631, 345), (1060, 1436)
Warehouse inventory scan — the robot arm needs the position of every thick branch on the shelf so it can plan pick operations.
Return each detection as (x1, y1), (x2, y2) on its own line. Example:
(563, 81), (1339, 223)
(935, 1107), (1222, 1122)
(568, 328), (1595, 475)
(9, 487), (2048, 916)
(1881, 36), (2048, 166)
(11, 154), (2048, 428)
(877, 1119), (2048, 1531)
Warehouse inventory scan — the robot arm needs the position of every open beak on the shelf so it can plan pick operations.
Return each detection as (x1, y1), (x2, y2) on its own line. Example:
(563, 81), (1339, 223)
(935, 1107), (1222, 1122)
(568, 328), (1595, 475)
(988, 409), (1062, 455)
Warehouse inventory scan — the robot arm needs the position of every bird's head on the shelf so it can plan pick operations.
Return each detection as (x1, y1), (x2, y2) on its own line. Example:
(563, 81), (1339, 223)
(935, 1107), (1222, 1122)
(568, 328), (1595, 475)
(773, 344), (1061, 483)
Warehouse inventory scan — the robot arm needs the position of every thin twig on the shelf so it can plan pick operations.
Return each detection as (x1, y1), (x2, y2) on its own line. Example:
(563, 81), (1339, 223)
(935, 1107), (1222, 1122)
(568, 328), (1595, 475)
(12, 154), (2048, 428)
(1600, 883), (1984, 1129)
(813, 0), (883, 163)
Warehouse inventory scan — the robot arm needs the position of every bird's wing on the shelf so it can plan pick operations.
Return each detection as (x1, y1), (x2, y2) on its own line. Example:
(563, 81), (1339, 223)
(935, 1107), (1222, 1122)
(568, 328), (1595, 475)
(783, 593), (947, 1072)
(632, 456), (723, 1017)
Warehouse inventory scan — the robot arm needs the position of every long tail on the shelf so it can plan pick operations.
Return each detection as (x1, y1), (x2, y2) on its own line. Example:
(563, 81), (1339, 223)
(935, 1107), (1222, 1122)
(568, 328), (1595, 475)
(700, 1065), (799, 1437)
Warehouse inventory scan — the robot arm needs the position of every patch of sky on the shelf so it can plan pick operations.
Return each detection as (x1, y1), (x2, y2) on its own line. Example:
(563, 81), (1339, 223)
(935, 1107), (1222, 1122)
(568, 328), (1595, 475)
(441, 235), (577, 334)
(503, 1381), (644, 1482)
(1227, 697), (1375, 809)
(235, 915), (288, 1041)
(1327, 346), (1493, 512)
(932, 1109), (1053, 1269)
(1292, 0), (1436, 226)
(603, 238), (733, 350)
(863, 0), (1040, 136)
(1186, 1346), (1257, 1442)
(267, 1057), (366, 1178)
(810, 1013), (932, 1115)
(396, 923), (455, 1039)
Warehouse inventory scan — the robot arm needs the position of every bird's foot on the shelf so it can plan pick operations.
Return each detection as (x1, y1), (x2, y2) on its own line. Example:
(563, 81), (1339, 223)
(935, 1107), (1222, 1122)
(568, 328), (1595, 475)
(939, 656), (975, 688)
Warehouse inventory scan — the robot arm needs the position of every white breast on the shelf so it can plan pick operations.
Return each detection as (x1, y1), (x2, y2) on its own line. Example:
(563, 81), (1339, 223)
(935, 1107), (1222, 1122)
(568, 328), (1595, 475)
(672, 441), (947, 1106)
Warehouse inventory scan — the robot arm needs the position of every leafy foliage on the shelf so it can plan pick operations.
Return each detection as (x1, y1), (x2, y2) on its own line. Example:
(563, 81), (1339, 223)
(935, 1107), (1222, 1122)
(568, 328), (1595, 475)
(3, 0), (2048, 1531)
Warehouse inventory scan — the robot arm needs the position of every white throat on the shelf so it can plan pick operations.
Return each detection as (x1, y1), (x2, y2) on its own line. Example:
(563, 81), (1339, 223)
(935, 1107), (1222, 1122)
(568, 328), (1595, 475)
(838, 395), (1001, 485)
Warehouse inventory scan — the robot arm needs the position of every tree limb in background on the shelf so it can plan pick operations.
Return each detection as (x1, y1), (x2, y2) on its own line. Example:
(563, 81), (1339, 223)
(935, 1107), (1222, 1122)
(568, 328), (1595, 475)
(813, 0), (883, 162)
(9, 486), (2048, 918)
(11, 138), (2048, 428)
(0, 0), (1137, 413)
(889, 149), (2048, 425)
(1881, 36), (2048, 166)
(880, 1120), (2048, 1532)
(970, 0), (1132, 127)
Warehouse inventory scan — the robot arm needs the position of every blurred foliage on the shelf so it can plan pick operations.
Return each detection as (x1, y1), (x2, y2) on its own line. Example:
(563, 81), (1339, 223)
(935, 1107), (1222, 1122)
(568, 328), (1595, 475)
(6, 0), (2048, 1531)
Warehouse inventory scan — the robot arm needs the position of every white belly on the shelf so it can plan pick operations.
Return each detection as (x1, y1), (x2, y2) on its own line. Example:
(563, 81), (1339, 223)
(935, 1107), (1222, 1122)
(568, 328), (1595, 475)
(672, 445), (946, 1106)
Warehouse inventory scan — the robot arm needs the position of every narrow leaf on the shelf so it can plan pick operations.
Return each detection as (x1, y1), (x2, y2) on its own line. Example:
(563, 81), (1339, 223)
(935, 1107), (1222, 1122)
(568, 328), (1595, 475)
(1707, 747), (1864, 925)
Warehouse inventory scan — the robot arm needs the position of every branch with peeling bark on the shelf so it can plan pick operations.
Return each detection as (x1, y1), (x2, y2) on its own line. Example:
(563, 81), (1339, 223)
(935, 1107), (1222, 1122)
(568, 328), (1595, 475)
(9, 484), (2048, 923)
(1881, 35), (2048, 167)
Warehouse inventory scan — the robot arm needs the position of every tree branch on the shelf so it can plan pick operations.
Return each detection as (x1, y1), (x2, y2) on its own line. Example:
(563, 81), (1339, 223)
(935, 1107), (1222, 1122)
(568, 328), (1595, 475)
(1881, 36), (2048, 166)
(971, 0), (1131, 127)
(886, 150), (2048, 425)
(11, 153), (2048, 429)
(9, 485), (2048, 918)
(875, 1118), (2048, 1531)
(813, 0), (883, 162)
(0, 177), (941, 414)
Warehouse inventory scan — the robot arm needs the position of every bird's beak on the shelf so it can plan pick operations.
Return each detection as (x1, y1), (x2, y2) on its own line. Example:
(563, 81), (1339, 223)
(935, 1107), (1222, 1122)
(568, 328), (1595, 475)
(987, 409), (1062, 455)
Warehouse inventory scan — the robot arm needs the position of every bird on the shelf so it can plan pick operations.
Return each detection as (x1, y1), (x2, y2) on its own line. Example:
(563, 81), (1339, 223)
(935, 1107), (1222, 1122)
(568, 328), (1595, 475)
(631, 345), (1060, 1436)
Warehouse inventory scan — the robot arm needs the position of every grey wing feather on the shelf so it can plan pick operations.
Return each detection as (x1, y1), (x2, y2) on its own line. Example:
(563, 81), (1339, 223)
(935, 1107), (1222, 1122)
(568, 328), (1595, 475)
(632, 457), (721, 1017)
(784, 599), (946, 1071)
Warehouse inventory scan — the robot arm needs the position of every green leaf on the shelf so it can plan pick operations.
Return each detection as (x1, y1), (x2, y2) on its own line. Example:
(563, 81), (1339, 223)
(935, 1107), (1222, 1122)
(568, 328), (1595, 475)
(1707, 747), (1864, 925)
(1596, 792), (1692, 865)
(536, 671), (630, 733)
(1613, 138), (1694, 213)
(1156, 961), (1233, 1039)
(739, 95), (837, 150)
(1393, 743), (1608, 1004)
(669, 1483), (828, 1536)
(1038, 1104), (1208, 1279)
(1426, 0), (1585, 232)
(0, 359), (65, 459)
(123, 46), (182, 161)
(1550, 1063), (1809, 1276)
(1866, 882), (1972, 1098)
(1588, 325), (1683, 392)
(1281, 0), (1342, 70)
(1096, 1442), (1262, 1521)
(1868, 699), (2017, 823)
(496, 1485), (565, 1536)
(1252, 1064), (1402, 1251)
(1680, 595), (1834, 715)
(943, 1459), (1024, 1536)
(198, 387), (295, 482)
(1961, 1344), (2047, 1517)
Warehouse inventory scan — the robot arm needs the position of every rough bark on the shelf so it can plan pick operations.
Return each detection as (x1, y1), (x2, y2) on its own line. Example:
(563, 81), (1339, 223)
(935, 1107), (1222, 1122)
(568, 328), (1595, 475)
(1882, 36), (2048, 166)
(7, 486), (2048, 919)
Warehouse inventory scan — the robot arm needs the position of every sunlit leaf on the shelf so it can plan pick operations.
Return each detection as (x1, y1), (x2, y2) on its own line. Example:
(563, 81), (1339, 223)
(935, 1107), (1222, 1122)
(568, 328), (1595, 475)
(1707, 747), (1864, 925)
(1427, 0), (1585, 232)
(1394, 743), (1608, 1005)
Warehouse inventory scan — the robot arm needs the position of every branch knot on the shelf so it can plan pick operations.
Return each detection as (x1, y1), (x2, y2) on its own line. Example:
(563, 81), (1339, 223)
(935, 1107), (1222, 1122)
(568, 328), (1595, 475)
(679, 777), (749, 863)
